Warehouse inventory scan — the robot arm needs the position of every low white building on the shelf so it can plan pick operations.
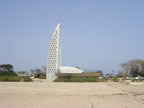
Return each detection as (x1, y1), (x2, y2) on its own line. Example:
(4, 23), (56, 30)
(59, 66), (84, 73)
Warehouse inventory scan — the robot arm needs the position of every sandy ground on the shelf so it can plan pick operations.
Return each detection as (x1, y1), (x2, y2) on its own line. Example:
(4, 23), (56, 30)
(0, 81), (144, 108)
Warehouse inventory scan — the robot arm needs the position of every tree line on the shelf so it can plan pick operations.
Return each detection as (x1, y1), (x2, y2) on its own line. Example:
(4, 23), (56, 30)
(1, 59), (144, 80)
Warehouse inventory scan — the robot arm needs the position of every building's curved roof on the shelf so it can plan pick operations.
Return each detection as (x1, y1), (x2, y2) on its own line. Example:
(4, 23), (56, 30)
(59, 66), (84, 73)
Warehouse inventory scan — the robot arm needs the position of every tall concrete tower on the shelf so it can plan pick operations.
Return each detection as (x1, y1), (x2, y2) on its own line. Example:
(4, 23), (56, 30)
(46, 23), (61, 81)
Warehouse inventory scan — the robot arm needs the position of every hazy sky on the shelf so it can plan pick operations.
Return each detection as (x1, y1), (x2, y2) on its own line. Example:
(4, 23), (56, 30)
(0, 0), (144, 74)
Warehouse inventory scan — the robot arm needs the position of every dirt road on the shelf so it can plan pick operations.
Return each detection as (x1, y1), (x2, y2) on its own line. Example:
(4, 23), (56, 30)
(0, 82), (144, 108)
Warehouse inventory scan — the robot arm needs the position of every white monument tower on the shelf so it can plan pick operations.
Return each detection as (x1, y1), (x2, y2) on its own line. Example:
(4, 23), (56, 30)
(46, 23), (84, 81)
(46, 23), (61, 81)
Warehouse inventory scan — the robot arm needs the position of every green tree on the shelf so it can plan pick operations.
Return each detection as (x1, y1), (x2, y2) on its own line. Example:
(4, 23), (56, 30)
(120, 59), (144, 77)
(30, 66), (46, 79)
(116, 71), (124, 78)
(0, 64), (13, 72)
(0, 64), (17, 76)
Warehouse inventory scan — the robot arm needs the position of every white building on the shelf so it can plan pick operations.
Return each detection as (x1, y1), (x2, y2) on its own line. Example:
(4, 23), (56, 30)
(60, 66), (83, 73)
(46, 23), (84, 81)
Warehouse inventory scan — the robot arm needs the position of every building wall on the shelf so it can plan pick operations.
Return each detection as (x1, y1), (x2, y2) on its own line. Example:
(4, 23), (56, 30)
(59, 66), (84, 73)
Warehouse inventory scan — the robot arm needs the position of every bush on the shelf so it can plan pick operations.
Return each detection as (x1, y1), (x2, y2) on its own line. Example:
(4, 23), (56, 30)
(39, 75), (46, 79)
(0, 76), (32, 82)
(0, 71), (17, 76)
(70, 77), (84, 82)
(0, 76), (22, 82)
(131, 79), (143, 82)
(54, 76), (105, 82)
(97, 77), (106, 82)
(84, 77), (97, 82)
(34, 73), (46, 79)
(21, 76), (32, 82)
(111, 77), (119, 82)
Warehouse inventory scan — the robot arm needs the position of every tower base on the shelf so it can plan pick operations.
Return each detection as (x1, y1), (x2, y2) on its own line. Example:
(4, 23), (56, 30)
(46, 73), (57, 81)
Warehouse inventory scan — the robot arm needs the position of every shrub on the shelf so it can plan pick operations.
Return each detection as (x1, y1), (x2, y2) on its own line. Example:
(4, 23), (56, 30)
(0, 76), (22, 82)
(21, 76), (32, 82)
(54, 76), (105, 82)
(111, 77), (119, 82)
(0, 71), (17, 76)
(70, 77), (84, 82)
(131, 79), (143, 82)
(98, 77), (106, 82)
(39, 75), (46, 79)
(0, 76), (32, 82)
(0, 76), (8, 81)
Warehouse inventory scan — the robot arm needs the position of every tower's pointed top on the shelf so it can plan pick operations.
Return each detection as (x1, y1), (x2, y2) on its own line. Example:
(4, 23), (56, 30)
(55, 22), (61, 30)
(58, 22), (61, 27)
